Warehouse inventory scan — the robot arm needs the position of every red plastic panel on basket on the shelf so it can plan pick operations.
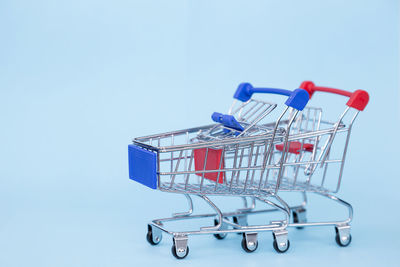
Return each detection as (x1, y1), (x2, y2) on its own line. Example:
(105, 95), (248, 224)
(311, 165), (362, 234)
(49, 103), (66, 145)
(194, 148), (225, 184)
(275, 142), (314, 155)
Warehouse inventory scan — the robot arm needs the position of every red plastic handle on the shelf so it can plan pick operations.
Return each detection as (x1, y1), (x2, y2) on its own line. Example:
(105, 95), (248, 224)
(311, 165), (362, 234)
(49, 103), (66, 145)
(299, 81), (369, 111)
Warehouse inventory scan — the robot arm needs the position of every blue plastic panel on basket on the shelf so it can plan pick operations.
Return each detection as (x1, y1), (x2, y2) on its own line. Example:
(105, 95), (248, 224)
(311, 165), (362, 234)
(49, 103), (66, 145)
(128, 145), (157, 189)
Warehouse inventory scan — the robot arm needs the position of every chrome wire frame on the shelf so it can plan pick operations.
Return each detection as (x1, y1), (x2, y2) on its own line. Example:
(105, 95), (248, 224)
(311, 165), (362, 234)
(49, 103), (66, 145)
(149, 193), (290, 238)
(134, 106), (299, 197)
(148, 191), (352, 239)
(136, 102), (360, 241)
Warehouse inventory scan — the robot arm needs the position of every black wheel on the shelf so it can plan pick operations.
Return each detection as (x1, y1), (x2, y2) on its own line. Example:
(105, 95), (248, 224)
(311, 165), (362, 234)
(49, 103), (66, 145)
(233, 216), (246, 235)
(233, 216), (238, 223)
(171, 244), (189, 259)
(335, 232), (352, 247)
(273, 239), (290, 253)
(146, 225), (161, 245)
(213, 219), (228, 240)
(292, 211), (304, 229)
(241, 234), (258, 253)
(233, 217), (241, 235)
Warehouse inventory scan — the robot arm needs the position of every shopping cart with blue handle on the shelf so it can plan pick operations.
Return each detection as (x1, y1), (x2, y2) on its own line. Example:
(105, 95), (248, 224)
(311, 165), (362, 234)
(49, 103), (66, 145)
(128, 83), (309, 258)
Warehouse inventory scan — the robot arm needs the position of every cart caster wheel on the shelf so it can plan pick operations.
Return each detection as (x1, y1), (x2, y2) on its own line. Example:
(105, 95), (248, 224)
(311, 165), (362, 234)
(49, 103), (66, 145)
(335, 226), (352, 247)
(233, 216), (241, 235)
(241, 233), (258, 253)
(213, 219), (227, 240)
(146, 224), (162, 245)
(335, 233), (352, 247)
(171, 244), (189, 259)
(272, 231), (290, 253)
(273, 239), (290, 253)
(172, 235), (189, 259)
(233, 216), (248, 235)
(292, 208), (306, 229)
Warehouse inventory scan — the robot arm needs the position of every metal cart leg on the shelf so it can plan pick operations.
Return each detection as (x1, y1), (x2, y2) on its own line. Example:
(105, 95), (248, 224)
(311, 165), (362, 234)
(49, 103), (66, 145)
(287, 191), (353, 247)
(198, 195), (223, 231)
(173, 194), (193, 217)
(213, 216), (229, 240)
(232, 215), (248, 233)
(257, 194), (291, 253)
(291, 191), (308, 229)
(319, 192), (352, 247)
(232, 197), (255, 234)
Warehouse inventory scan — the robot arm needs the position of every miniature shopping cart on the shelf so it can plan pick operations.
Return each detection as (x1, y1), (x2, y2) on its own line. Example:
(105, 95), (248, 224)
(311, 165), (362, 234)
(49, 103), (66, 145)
(222, 81), (369, 249)
(128, 83), (309, 258)
(274, 81), (369, 246)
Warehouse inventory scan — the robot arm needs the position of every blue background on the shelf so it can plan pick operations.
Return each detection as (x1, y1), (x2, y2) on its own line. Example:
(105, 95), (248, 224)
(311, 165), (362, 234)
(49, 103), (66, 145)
(1, 0), (399, 266)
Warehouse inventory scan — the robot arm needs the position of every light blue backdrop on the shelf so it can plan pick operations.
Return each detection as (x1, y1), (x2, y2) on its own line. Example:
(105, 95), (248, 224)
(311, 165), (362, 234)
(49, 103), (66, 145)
(0, 0), (399, 266)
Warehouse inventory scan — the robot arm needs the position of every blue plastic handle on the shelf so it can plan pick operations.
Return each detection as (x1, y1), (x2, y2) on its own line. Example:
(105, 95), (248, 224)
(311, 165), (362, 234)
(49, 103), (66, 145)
(233, 82), (310, 111)
(211, 112), (244, 132)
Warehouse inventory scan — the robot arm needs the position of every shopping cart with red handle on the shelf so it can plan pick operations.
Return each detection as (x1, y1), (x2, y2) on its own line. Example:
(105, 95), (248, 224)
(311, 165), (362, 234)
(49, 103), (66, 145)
(279, 81), (369, 247)
(128, 83), (310, 258)
(236, 81), (369, 248)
